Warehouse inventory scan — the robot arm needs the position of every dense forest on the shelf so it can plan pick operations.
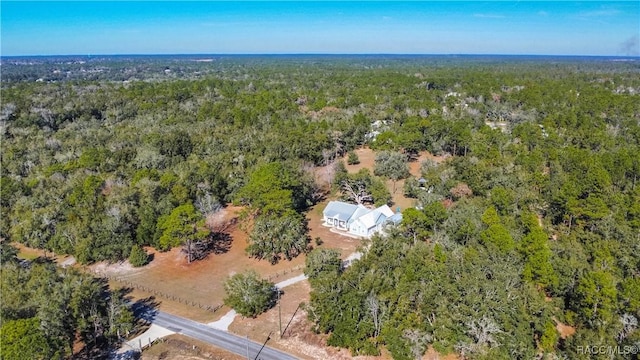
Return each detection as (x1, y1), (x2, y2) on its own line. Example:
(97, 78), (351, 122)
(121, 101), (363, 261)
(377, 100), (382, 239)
(1, 56), (640, 359)
(0, 243), (135, 359)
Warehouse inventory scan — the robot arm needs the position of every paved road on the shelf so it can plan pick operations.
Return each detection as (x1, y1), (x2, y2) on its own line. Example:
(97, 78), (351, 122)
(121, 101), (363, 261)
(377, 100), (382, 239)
(208, 309), (237, 330)
(275, 273), (307, 288)
(119, 324), (175, 353)
(131, 303), (298, 360)
(118, 251), (364, 359)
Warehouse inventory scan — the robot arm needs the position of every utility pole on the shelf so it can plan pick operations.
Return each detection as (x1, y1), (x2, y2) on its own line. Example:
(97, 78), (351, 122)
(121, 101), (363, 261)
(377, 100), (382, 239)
(246, 335), (249, 360)
(278, 290), (282, 338)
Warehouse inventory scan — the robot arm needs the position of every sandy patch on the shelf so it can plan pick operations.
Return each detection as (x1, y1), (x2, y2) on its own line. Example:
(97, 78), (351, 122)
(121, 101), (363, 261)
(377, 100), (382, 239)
(421, 346), (460, 360)
(554, 318), (576, 339)
(141, 334), (245, 360)
(275, 305), (391, 360)
(92, 259), (139, 275)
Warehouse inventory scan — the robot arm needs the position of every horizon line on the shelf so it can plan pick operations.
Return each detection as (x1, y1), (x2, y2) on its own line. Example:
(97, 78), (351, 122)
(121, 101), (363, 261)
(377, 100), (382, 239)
(2, 53), (639, 58)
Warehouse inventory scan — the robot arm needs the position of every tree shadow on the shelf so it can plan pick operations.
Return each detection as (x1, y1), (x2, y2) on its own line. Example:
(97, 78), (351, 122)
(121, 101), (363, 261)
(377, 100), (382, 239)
(115, 286), (134, 298)
(129, 295), (161, 324)
(405, 149), (420, 162)
(182, 232), (233, 262)
(270, 288), (284, 309)
(30, 255), (58, 266)
(211, 232), (232, 254)
(310, 185), (329, 205)
(72, 342), (118, 360)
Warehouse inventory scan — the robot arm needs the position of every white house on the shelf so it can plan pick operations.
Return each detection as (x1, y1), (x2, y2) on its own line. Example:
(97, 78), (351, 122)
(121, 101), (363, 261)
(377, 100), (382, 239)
(322, 201), (402, 237)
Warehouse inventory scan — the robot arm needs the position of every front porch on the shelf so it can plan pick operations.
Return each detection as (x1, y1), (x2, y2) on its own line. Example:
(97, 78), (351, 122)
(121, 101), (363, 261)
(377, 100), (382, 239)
(324, 216), (348, 230)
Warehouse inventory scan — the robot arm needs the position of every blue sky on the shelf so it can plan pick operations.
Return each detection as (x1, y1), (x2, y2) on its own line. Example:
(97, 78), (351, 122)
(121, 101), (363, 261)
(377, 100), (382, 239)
(1, 1), (639, 56)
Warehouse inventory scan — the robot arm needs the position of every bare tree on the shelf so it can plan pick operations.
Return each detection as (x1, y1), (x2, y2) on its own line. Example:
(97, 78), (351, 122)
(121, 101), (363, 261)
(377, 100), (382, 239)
(195, 192), (222, 217)
(331, 130), (345, 160)
(403, 329), (432, 360)
(322, 149), (333, 167)
(366, 293), (384, 338)
(107, 292), (133, 339)
(455, 316), (503, 356)
(468, 316), (502, 347)
(341, 180), (373, 205)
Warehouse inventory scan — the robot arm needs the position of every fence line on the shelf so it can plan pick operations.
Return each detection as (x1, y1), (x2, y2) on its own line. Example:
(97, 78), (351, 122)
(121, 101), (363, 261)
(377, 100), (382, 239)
(94, 262), (305, 313)
(93, 270), (224, 314)
(266, 264), (304, 281)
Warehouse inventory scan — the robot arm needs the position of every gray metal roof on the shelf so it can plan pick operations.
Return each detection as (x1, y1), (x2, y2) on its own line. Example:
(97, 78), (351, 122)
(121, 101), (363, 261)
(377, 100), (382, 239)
(356, 205), (394, 229)
(349, 206), (370, 225)
(387, 213), (403, 224)
(323, 201), (360, 222)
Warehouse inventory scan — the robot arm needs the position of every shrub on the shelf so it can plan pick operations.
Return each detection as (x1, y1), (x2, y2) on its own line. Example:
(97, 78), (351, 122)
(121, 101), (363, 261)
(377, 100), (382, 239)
(128, 245), (149, 267)
(347, 151), (360, 165)
(223, 271), (277, 317)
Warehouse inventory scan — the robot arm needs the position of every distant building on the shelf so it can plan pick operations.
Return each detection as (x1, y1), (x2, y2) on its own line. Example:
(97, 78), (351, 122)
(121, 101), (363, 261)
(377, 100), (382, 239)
(322, 201), (402, 237)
